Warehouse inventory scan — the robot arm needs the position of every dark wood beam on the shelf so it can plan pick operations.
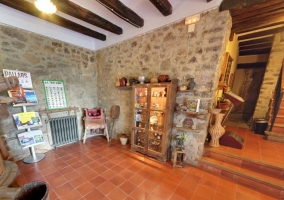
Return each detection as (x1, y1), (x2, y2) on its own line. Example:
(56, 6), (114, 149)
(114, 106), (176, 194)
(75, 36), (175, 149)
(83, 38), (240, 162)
(232, 1), (284, 22)
(95, 0), (144, 28)
(238, 27), (284, 40)
(53, 0), (122, 35)
(207, 0), (213, 2)
(239, 36), (273, 46)
(239, 48), (271, 56)
(0, 0), (106, 41)
(220, 0), (271, 11)
(230, 0), (283, 16)
(149, 0), (172, 16)
(239, 43), (272, 51)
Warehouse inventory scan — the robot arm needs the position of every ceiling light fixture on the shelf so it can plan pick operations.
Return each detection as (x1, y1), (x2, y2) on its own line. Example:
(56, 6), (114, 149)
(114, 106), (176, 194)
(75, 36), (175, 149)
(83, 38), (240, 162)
(35, 0), (57, 14)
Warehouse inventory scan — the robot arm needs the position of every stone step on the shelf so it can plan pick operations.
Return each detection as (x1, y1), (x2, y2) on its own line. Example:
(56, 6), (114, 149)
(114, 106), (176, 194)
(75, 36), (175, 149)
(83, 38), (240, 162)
(265, 131), (284, 143)
(197, 158), (284, 199)
(203, 148), (284, 180)
(271, 123), (284, 133)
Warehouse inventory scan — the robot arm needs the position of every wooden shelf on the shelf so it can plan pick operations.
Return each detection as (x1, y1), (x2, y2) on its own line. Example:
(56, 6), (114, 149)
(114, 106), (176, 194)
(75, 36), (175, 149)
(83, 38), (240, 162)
(175, 110), (207, 119)
(173, 126), (200, 133)
(177, 90), (196, 93)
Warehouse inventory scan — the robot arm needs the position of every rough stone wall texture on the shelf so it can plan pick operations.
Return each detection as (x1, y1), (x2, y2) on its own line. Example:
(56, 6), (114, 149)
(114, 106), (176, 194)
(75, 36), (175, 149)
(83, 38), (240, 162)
(96, 8), (232, 164)
(0, 24), (98, 161)
(254, 33), (284, 119)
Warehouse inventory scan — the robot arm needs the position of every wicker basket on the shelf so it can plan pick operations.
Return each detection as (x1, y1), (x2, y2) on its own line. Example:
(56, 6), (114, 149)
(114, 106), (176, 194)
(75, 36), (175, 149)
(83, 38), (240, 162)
(14, 181), (49, 200)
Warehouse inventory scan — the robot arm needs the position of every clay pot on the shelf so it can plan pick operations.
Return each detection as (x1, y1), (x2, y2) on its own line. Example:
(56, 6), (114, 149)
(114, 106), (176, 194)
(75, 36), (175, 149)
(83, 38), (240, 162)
(158, 75), (169, 82)
(150, 72), (158, 83)
(119, 77), (127, 86)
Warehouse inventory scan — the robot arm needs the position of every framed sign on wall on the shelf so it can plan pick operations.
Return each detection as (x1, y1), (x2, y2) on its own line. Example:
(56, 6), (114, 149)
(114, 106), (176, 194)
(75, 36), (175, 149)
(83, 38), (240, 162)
(42, 80), (68, 110)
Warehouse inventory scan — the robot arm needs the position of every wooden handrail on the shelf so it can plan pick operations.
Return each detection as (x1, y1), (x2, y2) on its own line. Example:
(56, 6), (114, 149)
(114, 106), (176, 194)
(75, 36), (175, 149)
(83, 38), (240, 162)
(38, 106), (79, 120)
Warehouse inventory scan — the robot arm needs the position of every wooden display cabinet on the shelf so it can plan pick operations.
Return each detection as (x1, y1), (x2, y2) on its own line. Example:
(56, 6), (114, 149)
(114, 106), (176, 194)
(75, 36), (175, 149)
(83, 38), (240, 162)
(131, 79), (178, 161)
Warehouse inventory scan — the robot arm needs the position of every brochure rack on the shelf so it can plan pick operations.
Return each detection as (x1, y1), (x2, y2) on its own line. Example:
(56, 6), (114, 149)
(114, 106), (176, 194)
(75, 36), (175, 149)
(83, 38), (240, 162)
(19, 106), (45, 164)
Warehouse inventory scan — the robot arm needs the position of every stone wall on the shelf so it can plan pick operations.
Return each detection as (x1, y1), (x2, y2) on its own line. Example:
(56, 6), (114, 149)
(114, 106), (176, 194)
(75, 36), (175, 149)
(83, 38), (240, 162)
(96, 8), (231, 164)
(0, 24), (98, 161)
(254, 33), (284, 119)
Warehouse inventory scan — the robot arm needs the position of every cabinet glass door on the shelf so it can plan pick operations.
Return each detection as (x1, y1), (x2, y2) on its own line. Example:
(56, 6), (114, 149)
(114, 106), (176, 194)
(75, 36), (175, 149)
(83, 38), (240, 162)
(148, 86), (167, 153)
(133, 87), (148, 149)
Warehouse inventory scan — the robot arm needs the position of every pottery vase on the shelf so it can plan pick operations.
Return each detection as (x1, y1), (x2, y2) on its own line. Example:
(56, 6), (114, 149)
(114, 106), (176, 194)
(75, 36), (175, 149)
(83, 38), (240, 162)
(115, 78), (120, 86)
(120, 137), (128, 145)
(209, 113), (225, 147)
(150, 72), (158, 83)
(187, 78), (196, 90)
(120, 77), (127, 86)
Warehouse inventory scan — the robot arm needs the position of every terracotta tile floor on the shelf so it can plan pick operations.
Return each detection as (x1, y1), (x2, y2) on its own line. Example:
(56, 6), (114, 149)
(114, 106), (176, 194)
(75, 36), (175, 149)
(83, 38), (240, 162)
(15, 129), (283, 200)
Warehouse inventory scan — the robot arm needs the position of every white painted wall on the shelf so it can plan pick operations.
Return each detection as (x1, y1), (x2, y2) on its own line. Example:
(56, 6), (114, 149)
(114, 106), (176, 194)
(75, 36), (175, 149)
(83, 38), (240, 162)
(0, 0), (222, 50)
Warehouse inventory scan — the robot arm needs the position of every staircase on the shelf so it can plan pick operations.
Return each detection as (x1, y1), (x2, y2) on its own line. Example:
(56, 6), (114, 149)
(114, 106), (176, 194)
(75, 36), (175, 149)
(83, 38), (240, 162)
(197, 146), (284, 199)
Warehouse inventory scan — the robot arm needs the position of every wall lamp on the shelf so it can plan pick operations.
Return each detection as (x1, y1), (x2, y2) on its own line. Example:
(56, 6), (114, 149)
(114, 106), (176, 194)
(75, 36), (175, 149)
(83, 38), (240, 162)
(185, 14), (200, 33)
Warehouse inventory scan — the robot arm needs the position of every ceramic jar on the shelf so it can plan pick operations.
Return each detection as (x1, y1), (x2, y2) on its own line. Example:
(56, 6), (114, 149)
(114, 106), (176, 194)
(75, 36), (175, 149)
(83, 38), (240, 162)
(187, 78), (196, 90)
(158, 75), (169, 82)
(120, 77), (127, 86)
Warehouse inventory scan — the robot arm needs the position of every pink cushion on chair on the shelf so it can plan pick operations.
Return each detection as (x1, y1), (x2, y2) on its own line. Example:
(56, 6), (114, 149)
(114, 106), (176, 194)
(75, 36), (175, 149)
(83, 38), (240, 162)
(86, 108), (102, 119)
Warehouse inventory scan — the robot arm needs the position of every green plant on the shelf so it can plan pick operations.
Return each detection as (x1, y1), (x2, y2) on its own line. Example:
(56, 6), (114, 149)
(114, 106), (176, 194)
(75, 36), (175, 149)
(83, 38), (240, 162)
(218, 95), (229, 103)
(175, 132), (186, 142)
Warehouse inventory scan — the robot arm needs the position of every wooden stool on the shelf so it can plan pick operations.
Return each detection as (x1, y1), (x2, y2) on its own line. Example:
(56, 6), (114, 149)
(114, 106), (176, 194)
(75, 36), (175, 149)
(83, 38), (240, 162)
(172, 147), (186, 168)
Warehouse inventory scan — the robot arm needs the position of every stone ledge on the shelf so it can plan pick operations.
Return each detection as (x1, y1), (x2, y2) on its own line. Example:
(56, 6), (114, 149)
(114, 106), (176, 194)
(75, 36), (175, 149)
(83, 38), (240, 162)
(0, 161), (19, 187)
(265, 131), (284, 143)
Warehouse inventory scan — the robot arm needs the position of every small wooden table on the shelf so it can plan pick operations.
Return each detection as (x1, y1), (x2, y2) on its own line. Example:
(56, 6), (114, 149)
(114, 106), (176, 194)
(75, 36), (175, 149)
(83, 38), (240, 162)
(172, 147), (186, 168)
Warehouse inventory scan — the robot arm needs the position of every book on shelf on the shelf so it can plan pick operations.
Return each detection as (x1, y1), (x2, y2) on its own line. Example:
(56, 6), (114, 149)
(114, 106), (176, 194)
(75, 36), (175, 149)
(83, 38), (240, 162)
(13, 111), (42, 130)
(7, 86), (27, 104)
(17, 130), (44, 148)
(7, 87), (38, 106)
(186, 99), (200, 112)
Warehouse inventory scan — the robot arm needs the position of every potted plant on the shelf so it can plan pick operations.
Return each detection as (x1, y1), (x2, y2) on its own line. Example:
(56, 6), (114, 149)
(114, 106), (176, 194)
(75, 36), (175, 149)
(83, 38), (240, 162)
(119, 133), (128, 145)
(216, 95), (230, 109)
(174, 132), (186, 149)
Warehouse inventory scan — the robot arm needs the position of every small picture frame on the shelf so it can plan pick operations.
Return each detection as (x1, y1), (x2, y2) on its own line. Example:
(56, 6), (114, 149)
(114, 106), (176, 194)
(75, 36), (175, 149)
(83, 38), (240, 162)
(187, 99), (200, 112)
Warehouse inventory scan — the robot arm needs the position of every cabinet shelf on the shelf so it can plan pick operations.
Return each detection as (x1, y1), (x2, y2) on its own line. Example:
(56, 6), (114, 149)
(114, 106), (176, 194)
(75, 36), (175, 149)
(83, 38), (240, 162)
(173, 126), (200, 133)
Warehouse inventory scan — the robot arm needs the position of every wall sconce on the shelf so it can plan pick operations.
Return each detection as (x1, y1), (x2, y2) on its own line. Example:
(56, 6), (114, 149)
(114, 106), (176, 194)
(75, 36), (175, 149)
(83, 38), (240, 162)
(185, 14), (200, 32)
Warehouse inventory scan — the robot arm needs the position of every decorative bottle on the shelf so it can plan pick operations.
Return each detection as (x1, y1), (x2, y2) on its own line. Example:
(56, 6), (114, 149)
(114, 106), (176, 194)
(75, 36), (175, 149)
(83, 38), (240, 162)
(187, 78), (196, 90)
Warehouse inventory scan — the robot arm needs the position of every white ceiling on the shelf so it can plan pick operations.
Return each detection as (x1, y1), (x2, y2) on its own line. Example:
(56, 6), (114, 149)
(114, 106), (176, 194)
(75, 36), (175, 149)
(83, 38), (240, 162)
(0, 0), (222, 50)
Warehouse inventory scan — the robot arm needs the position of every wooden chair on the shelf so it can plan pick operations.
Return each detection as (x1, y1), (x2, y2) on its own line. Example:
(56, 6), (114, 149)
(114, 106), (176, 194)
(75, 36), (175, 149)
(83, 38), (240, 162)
(82, 108), (109, 143)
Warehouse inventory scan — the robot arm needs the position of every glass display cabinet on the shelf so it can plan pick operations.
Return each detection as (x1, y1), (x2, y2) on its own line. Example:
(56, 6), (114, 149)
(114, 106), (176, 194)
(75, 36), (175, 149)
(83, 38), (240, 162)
(131, 79), (178, 161)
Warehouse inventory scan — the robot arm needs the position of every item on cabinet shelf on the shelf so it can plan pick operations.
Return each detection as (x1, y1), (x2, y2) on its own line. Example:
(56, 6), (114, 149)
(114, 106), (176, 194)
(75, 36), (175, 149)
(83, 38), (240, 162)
(126, 80), (130, 86)
(119, 77), (127, 86)
(129, 77), (135, 86)
(138, 76), (146, 84)
(150, 72), (158, 83)
(187, 78), (196, 90)
(179, 85), (187, 91)
(115, 78), (120, 87)
(158, 74), (170, 82)
(208, 113), (225, 147)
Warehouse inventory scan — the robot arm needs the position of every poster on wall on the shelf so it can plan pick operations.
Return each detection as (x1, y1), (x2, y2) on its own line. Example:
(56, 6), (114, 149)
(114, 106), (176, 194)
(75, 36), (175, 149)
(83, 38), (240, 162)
(3, 69), (33, 89)
(17, 130), (44, 149)
(42, 80), (68, 110)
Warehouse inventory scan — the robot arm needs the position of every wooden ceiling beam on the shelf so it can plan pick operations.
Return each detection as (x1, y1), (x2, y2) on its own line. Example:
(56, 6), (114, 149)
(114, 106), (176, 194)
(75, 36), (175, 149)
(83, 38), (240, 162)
(52, 0), (122, 35)
(220, 0), (271, 12)
(239, 36), (273, 46)
(238, 27), (284, 40)
(148, 0), (172, 16)
(232, 2), (284, 23)
(232, 14), (284, 34)
(239, 48), (271, 56)
(239, 40), (272, 48)
(229, 0), (283, 16)
(239, 43), (272, 51)
(0, 0), (106, 41)
(95, 0), (144, 28)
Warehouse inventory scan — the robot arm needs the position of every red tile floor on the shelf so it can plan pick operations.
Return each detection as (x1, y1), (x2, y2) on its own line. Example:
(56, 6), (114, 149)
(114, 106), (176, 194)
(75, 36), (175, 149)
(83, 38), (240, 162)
(15, 127), (284, 200)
